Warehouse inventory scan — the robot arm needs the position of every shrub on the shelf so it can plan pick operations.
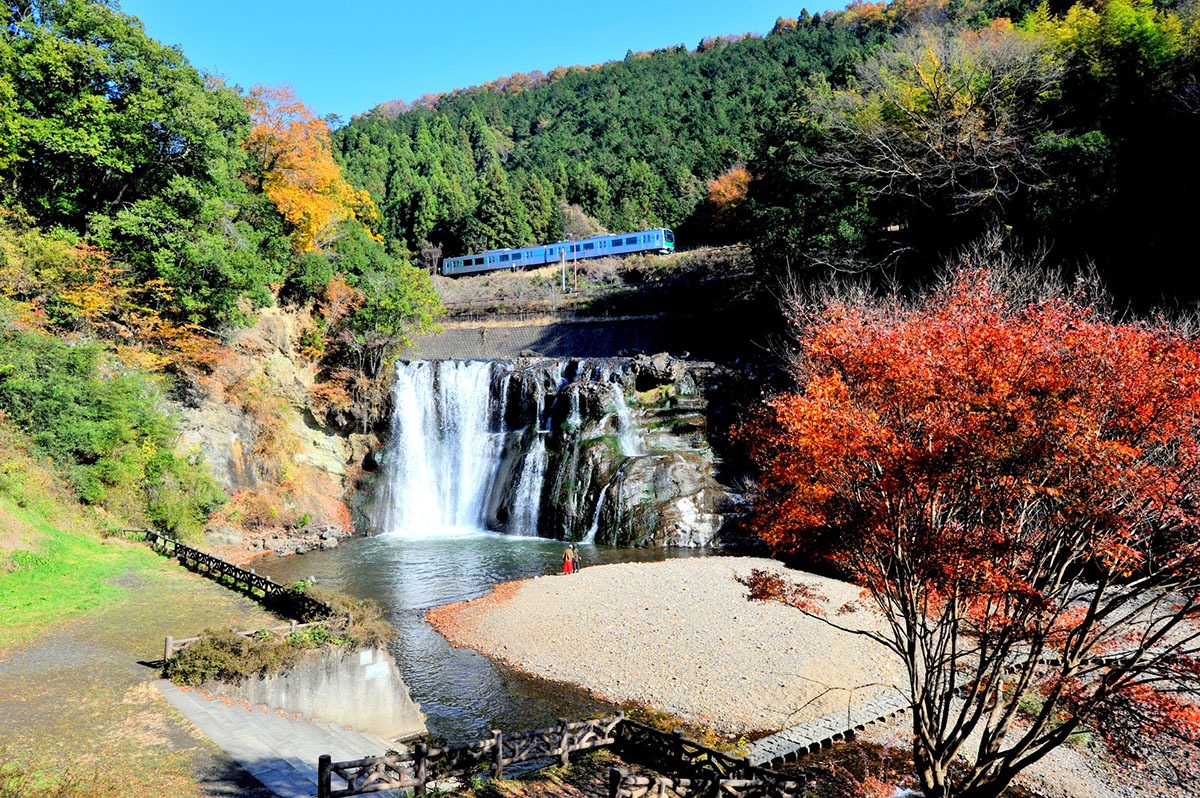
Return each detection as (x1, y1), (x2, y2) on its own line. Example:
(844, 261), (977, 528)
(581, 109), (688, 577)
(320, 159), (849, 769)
(162, 591), (395, 686)
(0, 329), (224, 536)
(309, 586), (397, 649)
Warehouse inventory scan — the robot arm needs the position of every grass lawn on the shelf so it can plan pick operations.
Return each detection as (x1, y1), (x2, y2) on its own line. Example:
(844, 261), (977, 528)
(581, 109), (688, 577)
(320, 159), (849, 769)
(0, 501), (163, 652)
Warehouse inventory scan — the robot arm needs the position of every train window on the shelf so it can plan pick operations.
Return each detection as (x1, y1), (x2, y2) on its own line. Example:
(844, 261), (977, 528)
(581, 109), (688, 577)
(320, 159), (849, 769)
(583, 242), (595, 250)
(513, 252), (523, 260)
(473, 257), (484, 265)
(500, 254), (509, 262)
(665, 230), (674, 242)
(625, 237), (637, 245)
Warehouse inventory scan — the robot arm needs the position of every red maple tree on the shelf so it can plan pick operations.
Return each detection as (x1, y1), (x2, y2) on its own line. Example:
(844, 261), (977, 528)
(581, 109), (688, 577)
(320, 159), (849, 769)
(741, 258), (1200, 797)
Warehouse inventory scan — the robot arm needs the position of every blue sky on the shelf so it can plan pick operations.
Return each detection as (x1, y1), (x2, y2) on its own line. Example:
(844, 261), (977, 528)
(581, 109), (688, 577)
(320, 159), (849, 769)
(119, 1), (843, 123)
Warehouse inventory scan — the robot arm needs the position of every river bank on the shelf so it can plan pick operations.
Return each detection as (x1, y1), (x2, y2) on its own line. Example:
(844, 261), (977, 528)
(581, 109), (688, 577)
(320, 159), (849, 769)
(427, 556), (1197, 798)
(427, 556), (905, 736)
(0, 545), (281, 797)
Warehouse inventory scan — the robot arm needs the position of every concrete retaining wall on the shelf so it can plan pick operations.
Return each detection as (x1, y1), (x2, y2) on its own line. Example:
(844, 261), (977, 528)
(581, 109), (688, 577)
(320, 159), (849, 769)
(212, 646), (426, 741)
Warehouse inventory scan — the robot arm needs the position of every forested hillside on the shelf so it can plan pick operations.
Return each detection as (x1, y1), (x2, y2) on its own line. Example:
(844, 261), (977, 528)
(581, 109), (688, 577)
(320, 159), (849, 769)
(3, 0), (1199, 540)
(748, 0), (1200, 307)
(0, 0), (441, 539)
(338, 0), (1200, 307)
(332, 14), (890, 267)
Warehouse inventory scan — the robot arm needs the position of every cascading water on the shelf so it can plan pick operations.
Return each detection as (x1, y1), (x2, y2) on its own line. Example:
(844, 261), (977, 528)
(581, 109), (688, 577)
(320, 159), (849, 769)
(508, 434), (548, 535)
(374, 360), (506, 536)
(373, 358), (645, 542)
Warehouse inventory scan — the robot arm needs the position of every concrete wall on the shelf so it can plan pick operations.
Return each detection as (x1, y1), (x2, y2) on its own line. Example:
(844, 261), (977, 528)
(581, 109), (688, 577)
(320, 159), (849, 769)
(213, 646), (426, 741)
(406, 313), (758, 362)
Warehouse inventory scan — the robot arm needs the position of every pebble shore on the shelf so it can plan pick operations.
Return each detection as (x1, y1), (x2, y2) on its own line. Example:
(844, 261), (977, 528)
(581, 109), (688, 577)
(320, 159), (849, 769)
(427, 555), (905, 735)
(428, 555), (1197, 798)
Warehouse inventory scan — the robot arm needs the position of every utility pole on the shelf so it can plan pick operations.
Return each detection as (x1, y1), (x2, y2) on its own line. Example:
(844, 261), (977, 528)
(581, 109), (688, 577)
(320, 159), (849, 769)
(560, 249), (566, 292)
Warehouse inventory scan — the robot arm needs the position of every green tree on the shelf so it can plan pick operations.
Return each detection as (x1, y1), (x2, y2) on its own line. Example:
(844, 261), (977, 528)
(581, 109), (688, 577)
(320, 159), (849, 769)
(461, 158), (529, 251)
(1, 0), (246, 228)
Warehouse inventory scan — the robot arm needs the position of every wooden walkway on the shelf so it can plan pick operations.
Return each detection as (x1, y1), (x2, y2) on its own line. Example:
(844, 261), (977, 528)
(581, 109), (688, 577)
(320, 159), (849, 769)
(748, 689), (911, 766)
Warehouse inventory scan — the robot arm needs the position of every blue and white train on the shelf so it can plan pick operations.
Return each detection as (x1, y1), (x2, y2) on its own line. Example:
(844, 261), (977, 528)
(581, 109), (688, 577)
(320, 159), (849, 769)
(440, 227), (675, 277)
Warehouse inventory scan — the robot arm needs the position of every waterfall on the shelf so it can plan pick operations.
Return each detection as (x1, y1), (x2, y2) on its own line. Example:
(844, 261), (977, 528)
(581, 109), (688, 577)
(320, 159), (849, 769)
(610, 382), (641, 457)
(509, 434), (547, 536)
(375, 360), (505, 537)
(566, 384), (582, 430)
(374, 357), (651, 543)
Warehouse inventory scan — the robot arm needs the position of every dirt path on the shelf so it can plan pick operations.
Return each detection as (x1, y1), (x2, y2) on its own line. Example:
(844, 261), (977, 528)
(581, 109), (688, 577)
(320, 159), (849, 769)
(0, 548), (282, 797)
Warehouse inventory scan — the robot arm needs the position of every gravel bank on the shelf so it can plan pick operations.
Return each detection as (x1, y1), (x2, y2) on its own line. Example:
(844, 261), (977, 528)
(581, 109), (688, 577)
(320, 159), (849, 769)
(427, 556), (905, 736)
(429, 555), (1200, 798)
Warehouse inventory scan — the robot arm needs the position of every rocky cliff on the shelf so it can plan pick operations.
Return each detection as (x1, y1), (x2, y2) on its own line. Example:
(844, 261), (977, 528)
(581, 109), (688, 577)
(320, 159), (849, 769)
(173, 308), (377, 560)
(174, 308), (749, 555)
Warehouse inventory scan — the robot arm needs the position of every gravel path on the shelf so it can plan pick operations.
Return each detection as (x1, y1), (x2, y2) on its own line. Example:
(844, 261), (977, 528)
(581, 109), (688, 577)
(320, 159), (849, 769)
(428, 556), (905, 736)
(0, 553), (281, 797)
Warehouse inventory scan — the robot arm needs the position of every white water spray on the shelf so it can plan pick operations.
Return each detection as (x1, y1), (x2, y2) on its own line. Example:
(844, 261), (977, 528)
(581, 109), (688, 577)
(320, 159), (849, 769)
(375, 361), (504, 537)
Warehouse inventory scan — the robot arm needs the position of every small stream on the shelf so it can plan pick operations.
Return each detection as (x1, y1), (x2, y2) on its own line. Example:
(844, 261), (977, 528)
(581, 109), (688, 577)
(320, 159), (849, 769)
(254, 532), (708, 742)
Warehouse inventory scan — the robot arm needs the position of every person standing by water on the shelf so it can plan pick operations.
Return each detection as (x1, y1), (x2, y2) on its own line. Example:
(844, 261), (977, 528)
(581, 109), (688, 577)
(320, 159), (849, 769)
(571, 544), (581, 574)
(562, 546), (574, 575)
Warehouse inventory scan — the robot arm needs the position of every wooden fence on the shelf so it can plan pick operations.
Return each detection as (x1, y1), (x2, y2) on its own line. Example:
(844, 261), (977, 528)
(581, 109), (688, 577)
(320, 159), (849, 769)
(318, 715), (623, 797)
(143, 529), (333, 623)
(610, 720), (804, 798)
(141, 529), (342, 663)
(318, 714), (806, 798)
(607, 772), (802, 798)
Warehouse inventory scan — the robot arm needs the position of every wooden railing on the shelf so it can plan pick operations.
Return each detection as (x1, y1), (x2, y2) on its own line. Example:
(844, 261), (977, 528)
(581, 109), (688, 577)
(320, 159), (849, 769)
(141, 529), (342, 664)
(318, 715), (623, 797)
(143, 529), (334, 623)
(318, 714), (806, 798)
(611, 720), (803, 797)
(608, 771), (802, 798)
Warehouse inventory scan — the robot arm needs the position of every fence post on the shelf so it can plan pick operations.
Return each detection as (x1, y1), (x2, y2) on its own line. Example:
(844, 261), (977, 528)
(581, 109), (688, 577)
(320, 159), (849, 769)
(559, 717), (571, 767)
(608, 767), (626, 798)
(164, 636), (173, 663)
(493, 729), (504, 779)
(317, 754), (331, 798)
(414, 741), (427, 796)
(673, 730), (685, 773)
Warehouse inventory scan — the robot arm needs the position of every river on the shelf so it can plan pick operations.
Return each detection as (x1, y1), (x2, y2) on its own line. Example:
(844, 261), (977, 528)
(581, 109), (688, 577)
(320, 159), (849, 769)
(253, 530), (707, 742)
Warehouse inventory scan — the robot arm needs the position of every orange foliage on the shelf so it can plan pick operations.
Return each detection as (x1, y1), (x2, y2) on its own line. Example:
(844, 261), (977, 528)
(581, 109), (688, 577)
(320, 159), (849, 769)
(244, 85), (381, 253)
(219, 470), (353, 535)
(707, 167), (751, 212)
(318, 273), (365, 326)
(889, 0), (950, 27)
(743, 263), (1200, 793)
(772, 17), (800, 35)
(52, 242), (128, 329)
(842, 0), (890, 30)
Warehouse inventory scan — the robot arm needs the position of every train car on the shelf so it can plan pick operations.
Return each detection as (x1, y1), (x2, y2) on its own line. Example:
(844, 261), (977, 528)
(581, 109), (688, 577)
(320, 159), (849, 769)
(440, 227), (674, 277)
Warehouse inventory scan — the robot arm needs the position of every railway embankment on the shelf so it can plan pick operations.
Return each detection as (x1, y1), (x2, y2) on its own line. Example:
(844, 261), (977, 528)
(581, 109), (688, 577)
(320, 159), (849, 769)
(414, 245), (774, 361)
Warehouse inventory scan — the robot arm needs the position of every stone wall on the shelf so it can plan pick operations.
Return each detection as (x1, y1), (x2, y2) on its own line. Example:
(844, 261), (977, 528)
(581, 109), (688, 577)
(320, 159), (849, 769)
(407, 310), (768, 363)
